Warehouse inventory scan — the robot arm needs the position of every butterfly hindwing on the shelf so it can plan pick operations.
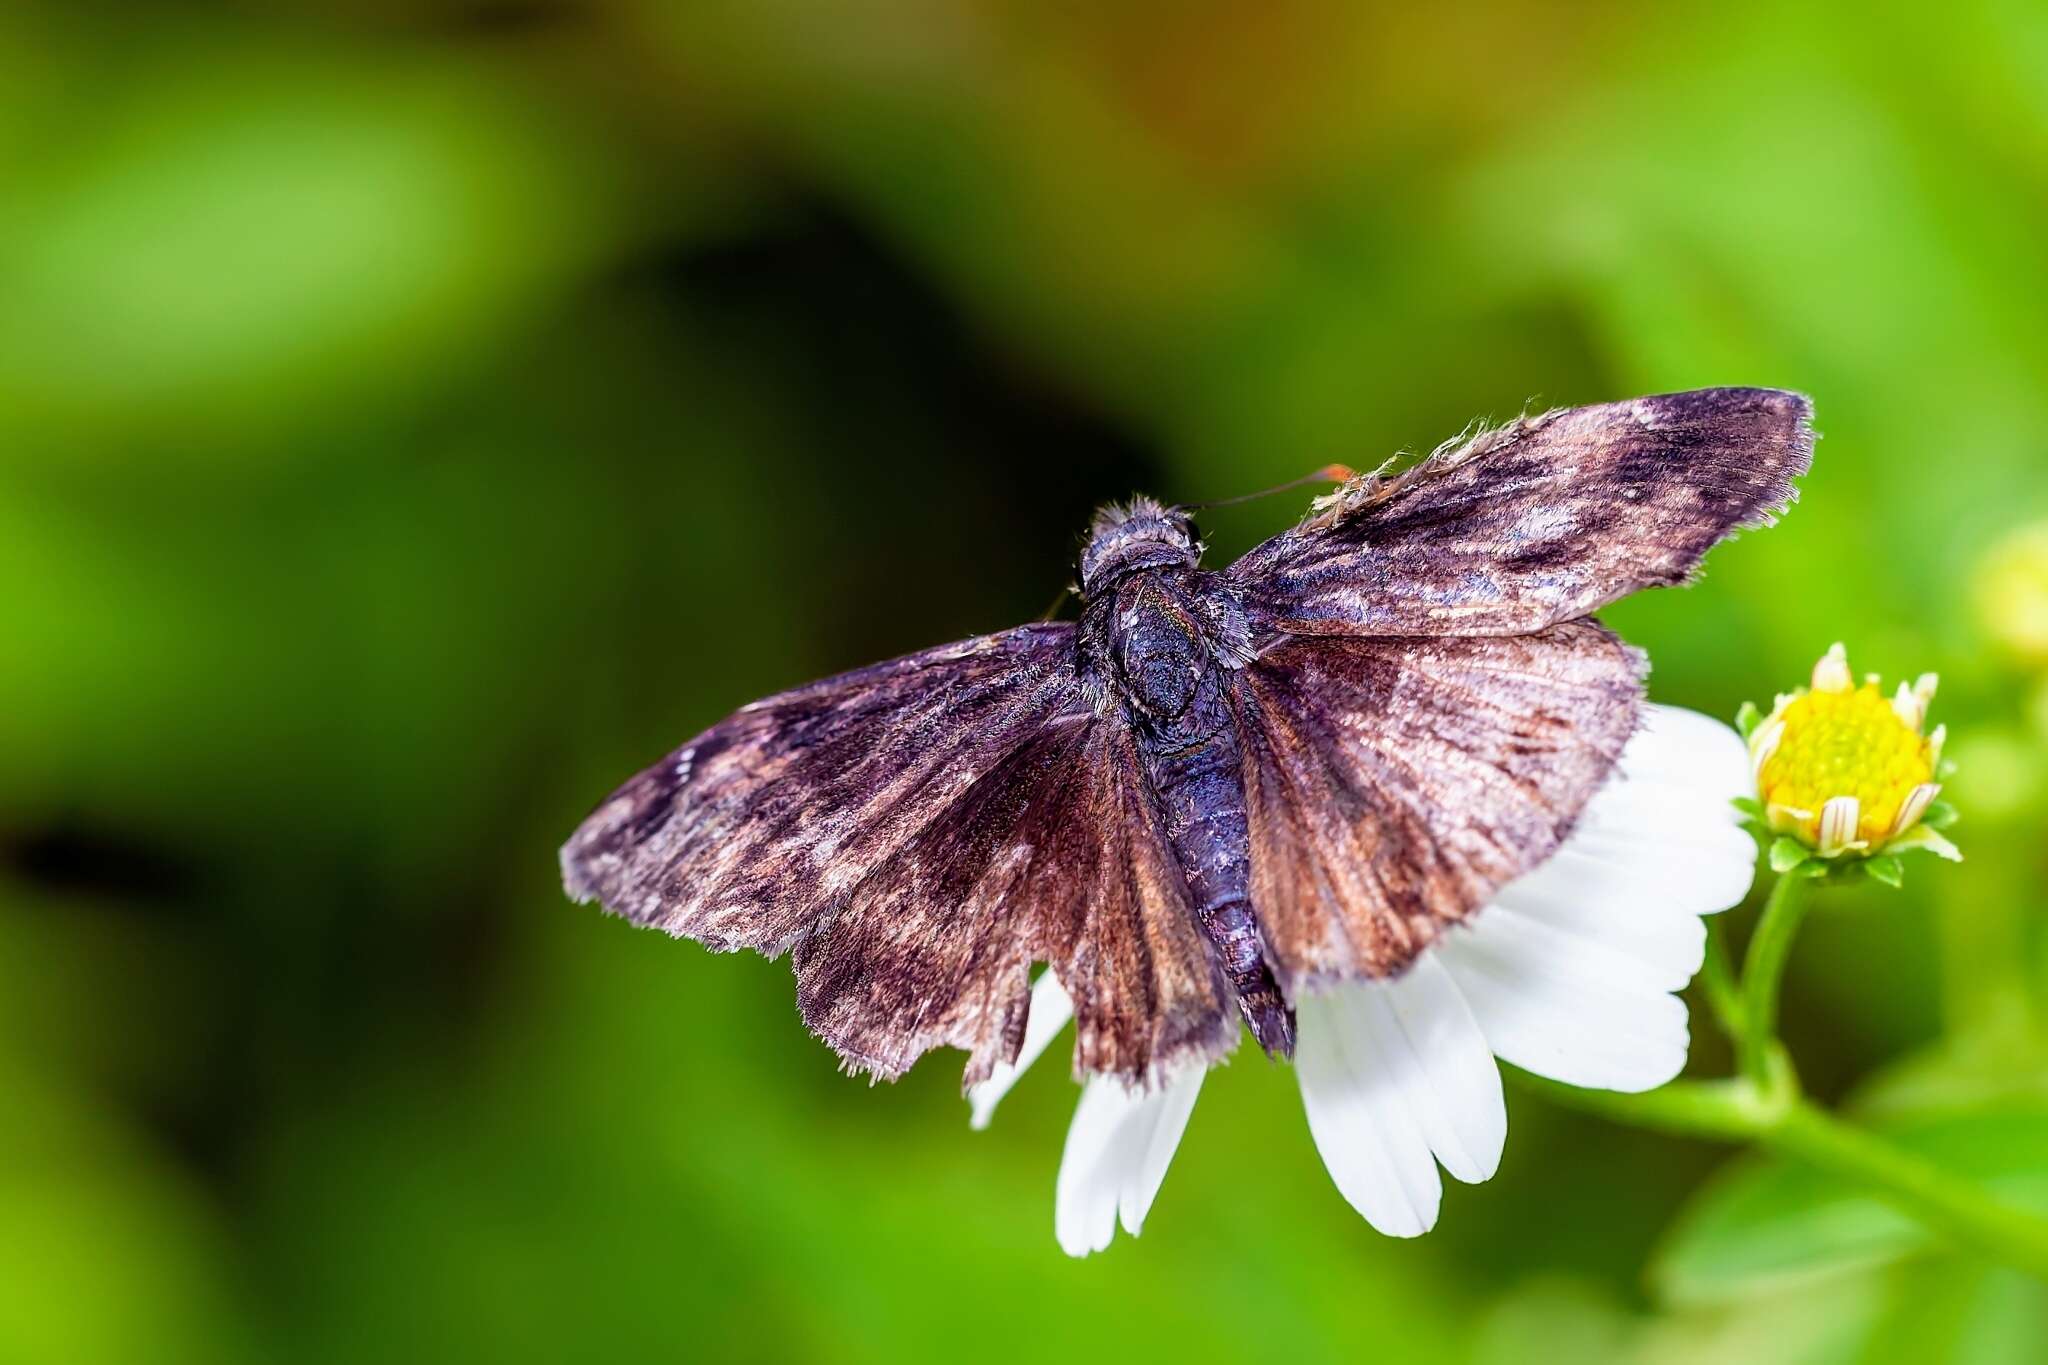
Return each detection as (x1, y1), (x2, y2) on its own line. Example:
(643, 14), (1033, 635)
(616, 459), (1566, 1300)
(1062, 724), (1241, 1082)
(1228, 387), (1814, 643)
(794, 717), (1237, 1086)
(1231, 621), (1645, 995)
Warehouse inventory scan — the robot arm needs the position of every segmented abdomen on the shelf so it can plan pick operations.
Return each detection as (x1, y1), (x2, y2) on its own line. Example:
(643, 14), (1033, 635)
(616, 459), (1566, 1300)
(1143, 723), (1296, 1056)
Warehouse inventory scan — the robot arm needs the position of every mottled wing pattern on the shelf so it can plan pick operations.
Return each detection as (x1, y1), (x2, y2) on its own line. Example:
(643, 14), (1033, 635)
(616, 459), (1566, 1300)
(794, 718), (1238, 1085)
(560, 624), (1083, 957)
(563, 620), (1236, 1087)
(1228, 387), (1814, 642)
(1231, 622), (1644, 994)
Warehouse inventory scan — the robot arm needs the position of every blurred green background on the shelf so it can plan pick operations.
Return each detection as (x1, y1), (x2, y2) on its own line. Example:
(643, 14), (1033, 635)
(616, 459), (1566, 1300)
(5, 2), (2048, 1362)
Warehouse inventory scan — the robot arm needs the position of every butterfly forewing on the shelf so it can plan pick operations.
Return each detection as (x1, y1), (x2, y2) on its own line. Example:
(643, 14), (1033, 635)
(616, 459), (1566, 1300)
(560, 623), (1086, 957)
(1228, 387), (1814, 643)
(1233, 622), (1644, 995)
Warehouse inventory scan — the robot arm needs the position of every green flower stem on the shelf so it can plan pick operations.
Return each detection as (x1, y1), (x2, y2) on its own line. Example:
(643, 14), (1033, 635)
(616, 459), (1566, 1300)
(1507, 1069), (1777, 1141)
(1739, 870), (1812, 1085)
(1700, 916), (1745, 1041)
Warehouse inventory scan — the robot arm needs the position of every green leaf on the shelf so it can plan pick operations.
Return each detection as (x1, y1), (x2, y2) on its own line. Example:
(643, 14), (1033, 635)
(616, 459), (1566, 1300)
(1856, 1259), (2048, 1365)
(0, 55), (615, 462)
(1865, 855), (1905, 888)
(1653, 1104), (2048, 1306)
(1768, 838), (1812, 874)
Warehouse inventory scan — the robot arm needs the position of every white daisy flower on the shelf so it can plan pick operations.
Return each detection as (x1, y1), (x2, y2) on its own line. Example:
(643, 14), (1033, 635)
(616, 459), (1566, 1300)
(966, 703), (1759, 1256)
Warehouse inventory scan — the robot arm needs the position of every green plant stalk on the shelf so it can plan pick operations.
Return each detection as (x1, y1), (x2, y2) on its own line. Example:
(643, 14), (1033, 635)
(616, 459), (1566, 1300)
(1700, 916), (1745, 1041)
(1738, 871), (1811, 1084)
(1508, 1069), (1773, 1141)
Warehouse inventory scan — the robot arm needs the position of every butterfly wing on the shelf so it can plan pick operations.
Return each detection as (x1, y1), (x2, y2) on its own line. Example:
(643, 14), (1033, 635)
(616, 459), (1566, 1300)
(562, 621), (1235, 1086)
(1228, 387), (1813, 643)
(560, 623), (1085, 958)
(1231, 622), (1644, 994)
(793, 718), (1236, 1085)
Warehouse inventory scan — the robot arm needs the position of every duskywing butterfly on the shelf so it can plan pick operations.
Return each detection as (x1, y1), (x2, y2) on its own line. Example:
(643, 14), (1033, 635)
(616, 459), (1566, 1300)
(562, 387), (1812, 1093)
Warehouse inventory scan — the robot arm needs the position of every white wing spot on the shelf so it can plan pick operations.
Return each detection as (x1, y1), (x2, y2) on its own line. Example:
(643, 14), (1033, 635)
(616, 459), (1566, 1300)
(1515, 504), (1577, 541)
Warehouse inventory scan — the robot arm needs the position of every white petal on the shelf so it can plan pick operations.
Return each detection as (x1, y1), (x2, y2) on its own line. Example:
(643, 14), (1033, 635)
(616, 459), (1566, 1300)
(1812, 642), (1852, 693)
(1116, 1072), (1204, 1237)
(1437, 706), (1755, 1092)
(1891, 681), (1924, 731)
(1532, 835), (1755, 921)
(1379, 956), (1506, 1183)
(1748, 717), (1784, 781)
(1053, 1068), (1203, 1257)
(1493, 707), (1755, 971)
(967, 971), (1074, 1130)
(1294, 955), (1504, 1236)
(1627, 703), (1754, 802)
(1575, 780), (1751, 845)
(1891, 783), (1939, 838)
(1435, 915), (1691, 1092)
(1819, 796), (1861, 856)
(1487, 887), (1705, 993)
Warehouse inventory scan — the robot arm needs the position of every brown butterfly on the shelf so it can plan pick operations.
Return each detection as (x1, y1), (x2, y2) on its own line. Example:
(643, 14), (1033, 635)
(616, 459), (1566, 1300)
(561, 387), (1813, 1095)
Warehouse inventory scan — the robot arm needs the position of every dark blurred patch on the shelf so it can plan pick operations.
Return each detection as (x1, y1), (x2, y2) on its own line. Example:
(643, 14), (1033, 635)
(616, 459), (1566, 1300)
(440, 0), (583, 36)
(646, 196), (1163, 654)
(4, 819), (203, 904)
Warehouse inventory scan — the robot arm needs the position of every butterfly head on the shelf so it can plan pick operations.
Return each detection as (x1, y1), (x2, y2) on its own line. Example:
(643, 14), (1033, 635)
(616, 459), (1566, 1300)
(1079, 497), (1199, 598)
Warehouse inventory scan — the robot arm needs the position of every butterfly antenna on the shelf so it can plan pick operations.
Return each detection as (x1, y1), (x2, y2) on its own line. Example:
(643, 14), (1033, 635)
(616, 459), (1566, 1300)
(1177, 463), (1358, 512)
(1039, 584), (1075, 621)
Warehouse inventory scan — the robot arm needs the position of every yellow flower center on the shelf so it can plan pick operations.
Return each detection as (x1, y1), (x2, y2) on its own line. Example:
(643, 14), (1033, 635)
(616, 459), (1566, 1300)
(1758, 682), (1934, 845)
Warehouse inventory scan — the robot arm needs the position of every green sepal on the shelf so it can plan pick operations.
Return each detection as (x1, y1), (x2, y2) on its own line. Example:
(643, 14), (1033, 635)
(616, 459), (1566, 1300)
(1731, 795), (1766, 819)
(1889, 825), (1964, 863)
(1922, 800), (1960, 831)
(1735, 700), (1764, 741)
(1865, 854), (1905, 888)
(1768, 837), (1813, 875)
